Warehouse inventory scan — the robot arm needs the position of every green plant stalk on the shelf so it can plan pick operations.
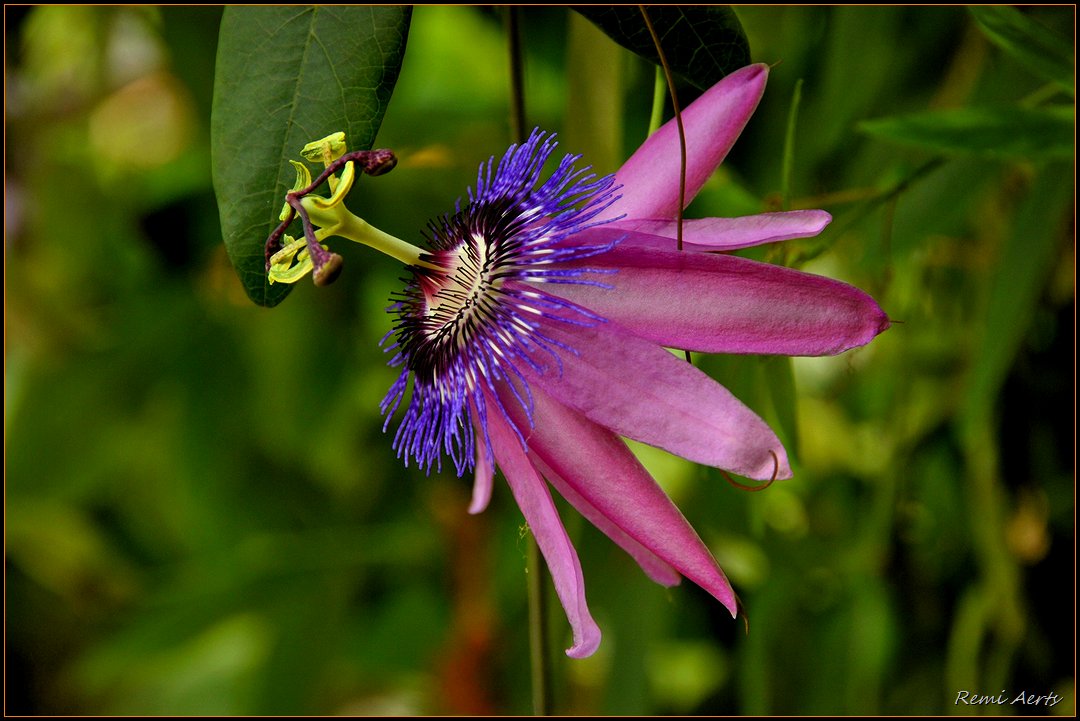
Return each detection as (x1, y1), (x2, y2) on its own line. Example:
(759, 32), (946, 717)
(648, 66), (666, 135)
(527, 536), (552, 715)
(505, 7), (552, 715)
(639, 5), (685, 252)
(640, 6), (691, 365)
(780, 78), (803, 212)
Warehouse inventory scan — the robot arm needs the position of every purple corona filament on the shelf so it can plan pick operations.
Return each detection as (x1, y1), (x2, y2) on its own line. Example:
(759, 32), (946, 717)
(380, 129), (622, 476)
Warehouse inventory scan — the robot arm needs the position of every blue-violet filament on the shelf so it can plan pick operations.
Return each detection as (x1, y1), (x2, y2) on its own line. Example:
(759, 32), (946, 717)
(380, 129), (623, 476)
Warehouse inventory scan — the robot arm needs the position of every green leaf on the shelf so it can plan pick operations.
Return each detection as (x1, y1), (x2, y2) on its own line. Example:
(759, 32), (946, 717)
(211, 6), (411, 307)
(969, 6), (1074, 95)
(961, 164), (1072, 427)
(859, 106), (1074, 160)
(574, 6), (750, 90)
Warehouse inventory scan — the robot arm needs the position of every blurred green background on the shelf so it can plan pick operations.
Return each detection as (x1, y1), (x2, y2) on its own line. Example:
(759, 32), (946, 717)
(5, 6), (1074, 715)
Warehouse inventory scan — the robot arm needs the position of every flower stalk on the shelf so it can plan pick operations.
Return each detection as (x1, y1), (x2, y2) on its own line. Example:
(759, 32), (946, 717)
(639, 5), (686, 252)
(504, 8), (554, 713)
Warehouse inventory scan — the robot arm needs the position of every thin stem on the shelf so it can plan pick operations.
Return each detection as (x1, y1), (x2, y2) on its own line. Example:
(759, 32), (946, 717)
(835, 157), (945, 231)
(640, 5), (686, 251)
(506, 7), (528, 144)
(788, 157), (946, 267)
(506, 7), (552, 715)
(527, 536), (552, 716)
(640, 6), (692, 364)
(1020, 80), (1066, 108)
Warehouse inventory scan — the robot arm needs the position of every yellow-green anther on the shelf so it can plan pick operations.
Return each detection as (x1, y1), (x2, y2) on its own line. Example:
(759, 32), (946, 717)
(268, 236), (315, 285)
(269, 255), (315, 284)
(269, 234), (305, 263)
(302, 133), (348, 194)
(301, 132), (347, 166)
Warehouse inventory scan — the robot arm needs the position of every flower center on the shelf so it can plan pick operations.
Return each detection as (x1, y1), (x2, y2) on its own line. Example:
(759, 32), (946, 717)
(381, 129), (623, 475)
(421, 232), (501, 350)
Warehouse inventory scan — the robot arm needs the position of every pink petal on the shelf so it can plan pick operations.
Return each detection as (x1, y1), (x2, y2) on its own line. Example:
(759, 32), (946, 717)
(483, 394), (602, 658)
(605, 210), (833, 251)
(549, 245), (891, 356)
(514, 300), (790, 481)
(606, 64), (768, 220)
(468, 415), (494, 514)
(530, 453), (683, 588)
(510, 385), (736, 614)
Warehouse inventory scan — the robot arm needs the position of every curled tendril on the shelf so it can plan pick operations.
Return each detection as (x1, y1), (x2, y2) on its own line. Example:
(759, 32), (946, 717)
(720, 450), (781, 492)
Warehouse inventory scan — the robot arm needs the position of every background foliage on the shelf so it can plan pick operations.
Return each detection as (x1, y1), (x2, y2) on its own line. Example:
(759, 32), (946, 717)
(5, 6), (1074, 715)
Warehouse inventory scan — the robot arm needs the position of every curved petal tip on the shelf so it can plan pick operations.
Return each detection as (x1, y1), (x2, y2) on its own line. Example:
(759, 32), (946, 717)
(565, 627), (603, 659)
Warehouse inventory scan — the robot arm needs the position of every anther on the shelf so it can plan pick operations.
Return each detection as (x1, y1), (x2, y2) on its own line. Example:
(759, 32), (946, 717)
(313, 253), (344, 286)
